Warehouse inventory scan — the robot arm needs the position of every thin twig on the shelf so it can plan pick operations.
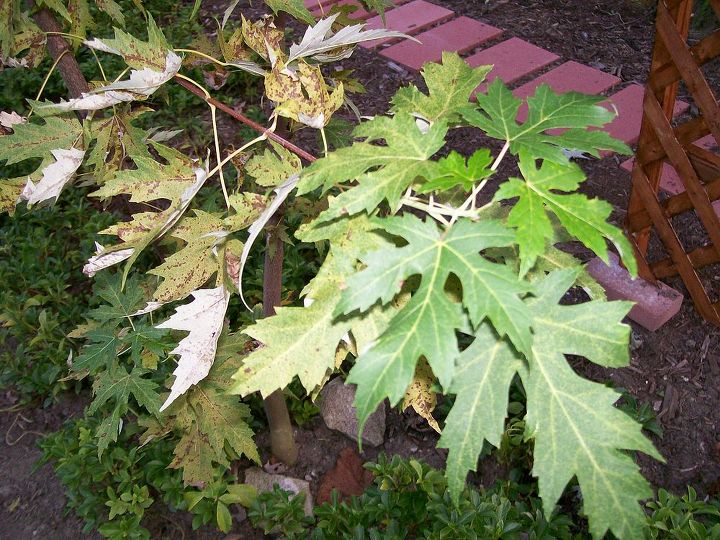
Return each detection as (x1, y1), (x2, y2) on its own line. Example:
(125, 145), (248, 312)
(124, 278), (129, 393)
(173, 75), (317, 163)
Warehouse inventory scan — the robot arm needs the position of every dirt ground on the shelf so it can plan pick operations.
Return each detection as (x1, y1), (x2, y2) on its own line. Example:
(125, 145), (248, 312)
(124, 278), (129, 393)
(2, 0), (719, 537)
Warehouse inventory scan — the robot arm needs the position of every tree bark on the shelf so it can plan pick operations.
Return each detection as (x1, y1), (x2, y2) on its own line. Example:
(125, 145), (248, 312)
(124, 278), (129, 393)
(261, 209), (298, 465)
(28, 1), (89, 98)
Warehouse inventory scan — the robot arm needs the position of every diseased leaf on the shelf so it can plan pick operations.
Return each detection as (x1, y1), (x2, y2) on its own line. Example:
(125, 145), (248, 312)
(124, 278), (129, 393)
(464, 80), (630, 164)
(392, 52), (491, 124)
(231, 214), (392, 398)
(157, 286), (230, 411)
(19, 148), (85, 206)
(402, 358), (440, 433)
(142, 351), (260, 486)
(95, 0), (125, 25)
(246, 140), (302, 188)
(297, 113), (446, 222)
(287, 14), (410, 64)
(0, 114), (82, 167)
(494, 153), (636, 276)
(149, 210), (227, 303)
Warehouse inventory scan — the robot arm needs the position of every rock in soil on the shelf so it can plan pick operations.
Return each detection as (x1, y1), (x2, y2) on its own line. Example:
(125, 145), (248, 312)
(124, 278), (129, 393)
(244, 467), (313, 516)
(319, 377), (386, 447)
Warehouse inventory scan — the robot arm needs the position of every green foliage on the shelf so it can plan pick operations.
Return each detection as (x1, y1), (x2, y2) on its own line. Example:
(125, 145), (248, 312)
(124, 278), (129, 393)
(646, 488), (720, 539)
(0, 191), (115, 402)
(184, 477), (257, 533)
(37, 416), (185, 539)
(248, 454), (581, 539)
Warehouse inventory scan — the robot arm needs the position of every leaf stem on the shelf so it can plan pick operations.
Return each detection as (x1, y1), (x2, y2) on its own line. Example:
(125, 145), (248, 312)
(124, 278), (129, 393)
(491, 140), (510, 171)
(210, 105), (231, 210)
(173, 75), (317, 163)
(27, 49), (70, 120)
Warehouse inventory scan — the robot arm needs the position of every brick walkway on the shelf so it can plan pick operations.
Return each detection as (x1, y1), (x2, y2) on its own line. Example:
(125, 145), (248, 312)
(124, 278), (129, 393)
(305, 0), (700, 195)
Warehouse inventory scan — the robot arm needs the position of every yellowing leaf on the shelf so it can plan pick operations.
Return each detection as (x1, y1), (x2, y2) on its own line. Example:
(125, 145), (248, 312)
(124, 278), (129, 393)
(241, 15), (284, 63)
(157, 286), (230, 411)
(402, 359), (440, 433)
(246, 140), (301, 187)
(265, 60), (344, 127)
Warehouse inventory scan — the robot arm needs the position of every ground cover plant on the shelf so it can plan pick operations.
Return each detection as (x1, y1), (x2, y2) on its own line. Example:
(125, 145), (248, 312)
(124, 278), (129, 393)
(2, 0), (719, 538)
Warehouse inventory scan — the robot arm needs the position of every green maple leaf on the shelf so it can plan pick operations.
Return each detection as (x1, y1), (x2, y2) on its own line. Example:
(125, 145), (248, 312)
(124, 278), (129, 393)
(149, 210), (226, 303)
(463, 79), (630, 164)
(336, 214), (532, 429)
(392, 51), (491, 124)
(89, 365), (161, 417)
(230, 214), (392, 398)
(156, 355), (260, 486)
(87, 272), (145, 324)
(418, 149), (493, 194)
(522, 270), (660, 539)
(124, 322), (170, 364)
(67, 0), (94, 41)
(494, 153), (636, 276)
(438, 323), (525, 497)
(73, 328), (121, 373)
(246, 140), (302, 188)
(296, 113), (446, 223)
(0, 0), (17, 61)
(265, 0), (315, 25)
(88, 365), (161, 457)
(39, 0), (72, 22)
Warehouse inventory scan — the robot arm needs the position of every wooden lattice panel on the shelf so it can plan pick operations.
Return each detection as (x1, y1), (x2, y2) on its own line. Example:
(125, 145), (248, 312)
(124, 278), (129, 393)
(625, 0), (720, 325)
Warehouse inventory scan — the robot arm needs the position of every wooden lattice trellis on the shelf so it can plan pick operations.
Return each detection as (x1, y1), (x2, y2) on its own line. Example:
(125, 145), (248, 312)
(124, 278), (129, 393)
(625, 0), (720, 325)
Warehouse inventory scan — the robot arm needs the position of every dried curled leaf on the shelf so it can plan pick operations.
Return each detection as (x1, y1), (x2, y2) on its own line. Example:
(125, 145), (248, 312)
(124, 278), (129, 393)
(20, 148), (85, 206)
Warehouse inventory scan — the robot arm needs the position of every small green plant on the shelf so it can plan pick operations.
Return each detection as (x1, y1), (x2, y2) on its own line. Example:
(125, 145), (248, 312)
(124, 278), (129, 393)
(185, 478), (257, 533)
(248, 454), (581, 539)
(37, 415), (186, 539)
(617, 390), (663, 438)
(646, 487), (720, 539)
(0, 190), (115, 402)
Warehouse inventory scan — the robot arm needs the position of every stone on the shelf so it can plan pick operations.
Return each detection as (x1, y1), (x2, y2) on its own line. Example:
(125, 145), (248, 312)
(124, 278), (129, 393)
(319, 377), (386, 447)
(244, 468), (313, 516)
(586, 252), (684, 331)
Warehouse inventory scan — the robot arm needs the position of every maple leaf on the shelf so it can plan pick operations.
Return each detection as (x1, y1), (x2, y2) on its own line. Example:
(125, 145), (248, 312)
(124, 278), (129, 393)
(87, 272), (145, 325)
(143, 352), (260, 486)
(85, 106), (152, 182)
(89, 14), (170, 70)
(463, 79), (630, 164)
(522, 270), (660, 539)
(246, 140), (302, 188)
(95, 0), (125, 26)
(265, 60), (344, 128)
(296, 113), (446, 223)
(265, 0), (316, 25)
(392, 52), (491, 124)
(0, 113), (82, 168)
(402, 358), (440, 433)
(149, 210), (227, 303)
(157, 286), (230, 411)
(87, 142), (208, 278)
(89, 365), (161, 418)
(287, 14), (409, 64)
(438, 323), (525, 497)
(230, 214), (393, 398)
(19, 148), (85, 206)
(336, 214), (532, 430)
(0, 0), (15, 62)
(417, 149), (493, 194)
(72, 327), (121, 373)
(494, 153), (636, 277)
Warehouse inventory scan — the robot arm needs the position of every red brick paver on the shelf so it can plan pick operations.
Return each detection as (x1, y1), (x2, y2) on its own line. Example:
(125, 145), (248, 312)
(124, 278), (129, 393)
(465, 37), (559, 96)
(587, 253), (683, 331)
(359, 0), (455, 49)
(601, 84), (689, 145)
(512, 61), (621, 122)
(380, 17), (502, 71)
